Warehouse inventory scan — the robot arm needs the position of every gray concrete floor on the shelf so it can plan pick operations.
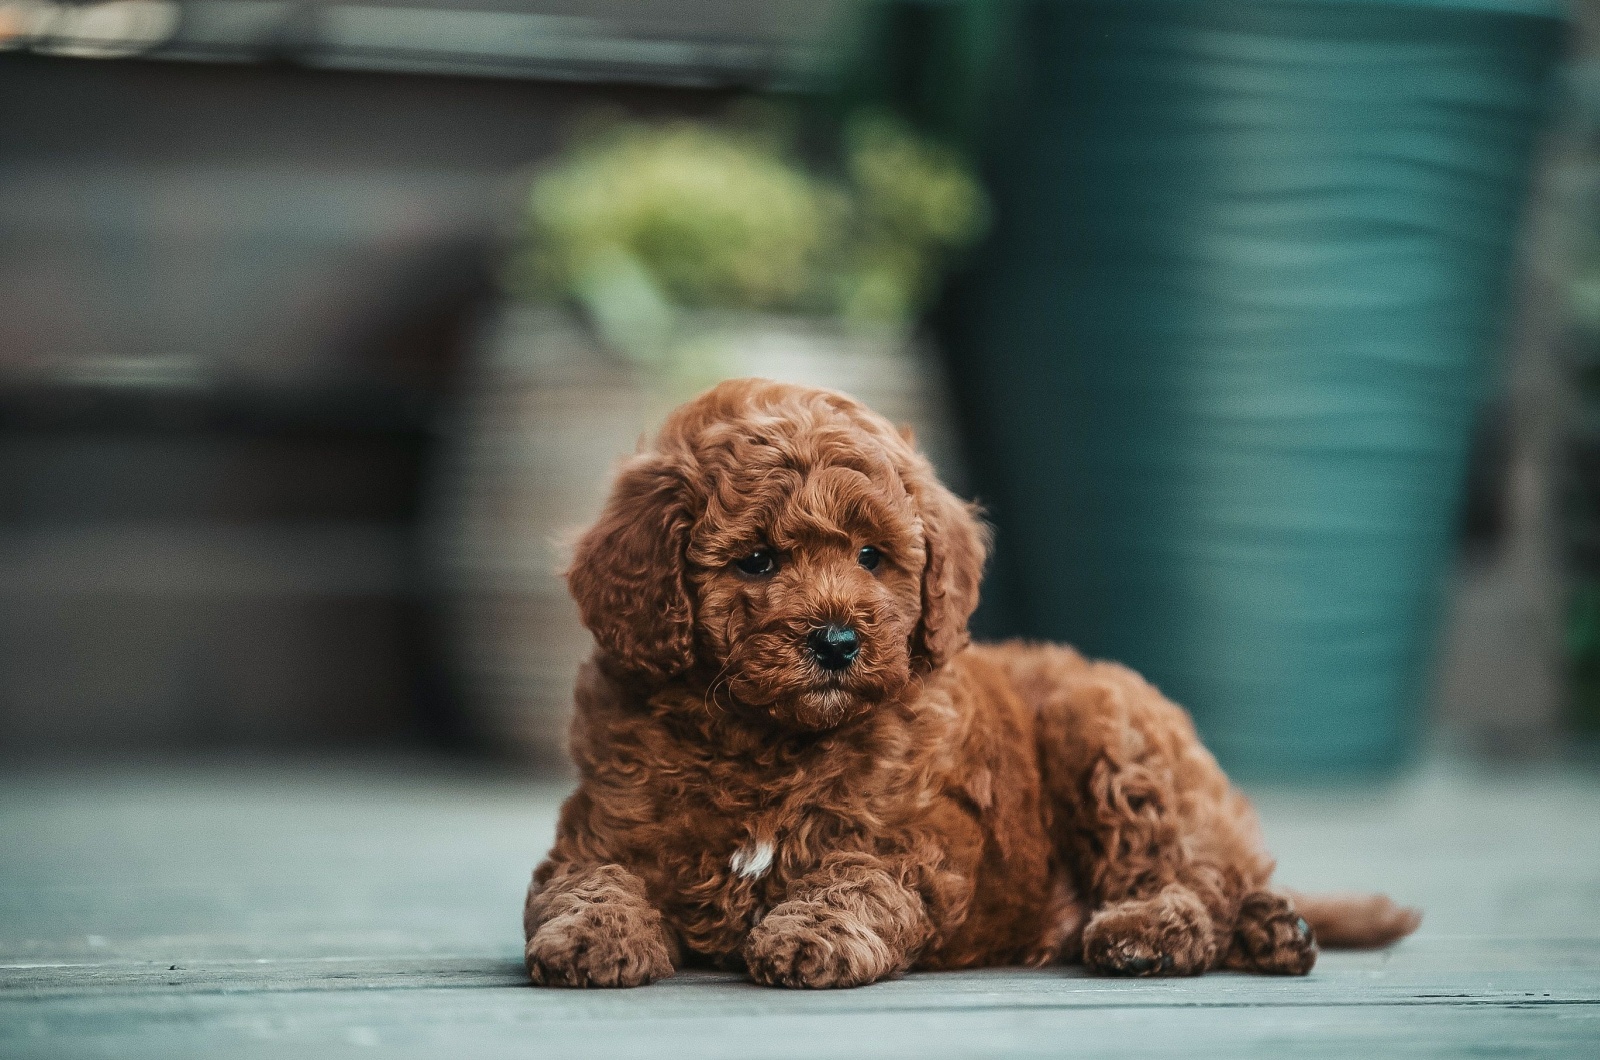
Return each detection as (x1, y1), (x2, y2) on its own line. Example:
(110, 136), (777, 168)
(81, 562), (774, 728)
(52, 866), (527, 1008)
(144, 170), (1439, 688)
(2, 757), (1597, 1059)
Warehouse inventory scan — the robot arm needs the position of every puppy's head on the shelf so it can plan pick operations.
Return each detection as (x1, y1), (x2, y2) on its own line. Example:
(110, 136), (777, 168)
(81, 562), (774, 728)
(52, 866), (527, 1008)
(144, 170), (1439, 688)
(566, 378), (988, 731)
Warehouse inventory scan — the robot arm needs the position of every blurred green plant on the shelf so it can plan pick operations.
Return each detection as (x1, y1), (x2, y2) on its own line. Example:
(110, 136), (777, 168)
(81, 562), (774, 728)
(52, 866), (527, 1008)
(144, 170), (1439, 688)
(504, 111), (988, 369)
(837, 113), (989, 323)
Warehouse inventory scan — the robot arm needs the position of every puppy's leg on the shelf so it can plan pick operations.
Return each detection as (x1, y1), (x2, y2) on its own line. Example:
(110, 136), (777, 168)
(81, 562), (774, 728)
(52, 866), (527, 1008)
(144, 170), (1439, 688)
(1033, 656), (1302, 976)
(743, 851), (935, 989)
(524, 862), (679, 987)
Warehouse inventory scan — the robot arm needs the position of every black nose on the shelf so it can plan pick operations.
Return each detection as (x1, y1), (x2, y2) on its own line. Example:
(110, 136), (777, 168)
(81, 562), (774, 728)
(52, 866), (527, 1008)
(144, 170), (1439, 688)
(807, 624), (860, 671)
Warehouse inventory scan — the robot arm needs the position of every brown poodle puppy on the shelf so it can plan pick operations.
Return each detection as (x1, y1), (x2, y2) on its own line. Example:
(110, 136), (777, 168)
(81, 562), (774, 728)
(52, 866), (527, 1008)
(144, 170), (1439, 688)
(525, 378), (1421, 989)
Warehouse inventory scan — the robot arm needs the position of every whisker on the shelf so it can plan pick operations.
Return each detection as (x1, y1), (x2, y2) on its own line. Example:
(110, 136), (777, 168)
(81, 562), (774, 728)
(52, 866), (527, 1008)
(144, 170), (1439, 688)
(703, 654), (736, 718)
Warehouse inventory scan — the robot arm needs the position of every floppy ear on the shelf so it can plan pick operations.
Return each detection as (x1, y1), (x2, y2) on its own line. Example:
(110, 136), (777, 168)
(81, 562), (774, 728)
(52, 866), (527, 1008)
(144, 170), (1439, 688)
(565, 452), (696, 685)
(903, 452), (991, 672)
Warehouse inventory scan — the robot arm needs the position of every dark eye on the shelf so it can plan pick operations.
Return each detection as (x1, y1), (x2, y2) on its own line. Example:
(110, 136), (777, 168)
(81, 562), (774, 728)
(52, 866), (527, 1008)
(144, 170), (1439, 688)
(734, 549), (777, 577)
(857, 546), (882, 571)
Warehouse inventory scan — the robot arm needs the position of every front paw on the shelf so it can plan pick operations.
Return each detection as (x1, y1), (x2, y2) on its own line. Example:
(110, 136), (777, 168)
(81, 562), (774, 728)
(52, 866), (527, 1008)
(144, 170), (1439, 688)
(743, 901), (901, 989)
(524, 903), (675, 986)
(1083, 888), (1217, 977)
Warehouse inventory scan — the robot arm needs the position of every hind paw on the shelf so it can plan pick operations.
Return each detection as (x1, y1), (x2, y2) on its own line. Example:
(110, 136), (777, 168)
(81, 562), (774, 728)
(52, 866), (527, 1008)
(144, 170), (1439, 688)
(1225, 890), (1317, 975)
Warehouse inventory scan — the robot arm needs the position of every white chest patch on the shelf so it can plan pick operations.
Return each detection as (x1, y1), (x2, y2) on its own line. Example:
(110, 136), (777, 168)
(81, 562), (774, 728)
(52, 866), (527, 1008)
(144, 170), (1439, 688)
(730, 840), (775, 880)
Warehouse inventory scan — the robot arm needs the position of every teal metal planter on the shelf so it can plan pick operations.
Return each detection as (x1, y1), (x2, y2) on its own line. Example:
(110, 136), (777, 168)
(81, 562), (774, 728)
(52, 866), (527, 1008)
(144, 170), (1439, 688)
(934, 0), (1564, 776)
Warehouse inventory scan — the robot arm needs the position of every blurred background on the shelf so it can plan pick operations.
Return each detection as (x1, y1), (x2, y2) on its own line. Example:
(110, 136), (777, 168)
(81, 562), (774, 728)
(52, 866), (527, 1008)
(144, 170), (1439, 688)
(0, 0), (1595, 779)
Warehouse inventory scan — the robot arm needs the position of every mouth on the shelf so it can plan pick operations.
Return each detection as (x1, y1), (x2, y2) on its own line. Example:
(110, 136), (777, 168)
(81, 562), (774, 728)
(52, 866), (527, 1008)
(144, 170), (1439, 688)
(805, 665), (874, 705)
(789, 684), (858, 730)
(730, 660), (906, 733)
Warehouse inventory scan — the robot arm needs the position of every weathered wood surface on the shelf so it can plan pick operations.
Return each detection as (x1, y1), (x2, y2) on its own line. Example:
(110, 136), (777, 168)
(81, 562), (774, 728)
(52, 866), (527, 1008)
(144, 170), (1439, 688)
(2, 759), (1597, 1058)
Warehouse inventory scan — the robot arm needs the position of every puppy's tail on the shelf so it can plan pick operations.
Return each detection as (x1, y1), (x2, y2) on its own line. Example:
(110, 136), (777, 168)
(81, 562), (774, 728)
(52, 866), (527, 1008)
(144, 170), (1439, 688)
(1282, 889), (1422, 948)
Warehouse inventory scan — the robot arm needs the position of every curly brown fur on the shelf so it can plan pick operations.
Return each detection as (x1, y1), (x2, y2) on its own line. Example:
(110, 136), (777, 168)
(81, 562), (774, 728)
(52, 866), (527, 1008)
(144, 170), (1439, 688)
(527, 379), (1420, 989)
